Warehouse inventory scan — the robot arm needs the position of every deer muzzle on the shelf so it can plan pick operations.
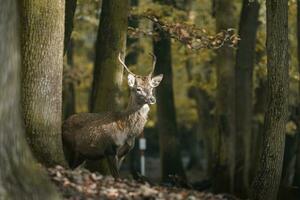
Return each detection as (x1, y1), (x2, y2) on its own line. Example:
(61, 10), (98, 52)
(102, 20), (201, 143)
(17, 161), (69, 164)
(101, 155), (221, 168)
(148, 96), (156, 104)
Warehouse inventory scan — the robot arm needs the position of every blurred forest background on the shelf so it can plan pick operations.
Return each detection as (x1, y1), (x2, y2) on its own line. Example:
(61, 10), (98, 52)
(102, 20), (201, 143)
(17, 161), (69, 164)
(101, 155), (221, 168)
(61, 0), (300, 198)
(1, 0), (300, 199)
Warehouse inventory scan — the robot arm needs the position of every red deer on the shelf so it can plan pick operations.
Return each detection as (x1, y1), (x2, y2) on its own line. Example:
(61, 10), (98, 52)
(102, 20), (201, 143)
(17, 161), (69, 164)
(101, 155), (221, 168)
(62, 53), (163, 177)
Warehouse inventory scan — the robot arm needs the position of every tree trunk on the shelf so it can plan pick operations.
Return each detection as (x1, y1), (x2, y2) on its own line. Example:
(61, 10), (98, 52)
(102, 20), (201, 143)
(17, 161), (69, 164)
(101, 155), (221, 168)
(213, 0), (236, 193)
(188, 85), (214, 175)
(64, 0), (77, 53)
(251, 78), (267, 179)
(87, 0), (129, 174)
(0, 0), (59, 198)
(295, 134), (300, 186)
(63, 39), (76, 119)
(126, 0), (139, 67)
(281, 133), (298, 186)
(153, 20), (186, 181)
(63, 0), (77, 118)
(234, 0), (260, 197)
(20, 0), (67, 167)
(294, 0), (300, 188)
(250, 0), (289, 199)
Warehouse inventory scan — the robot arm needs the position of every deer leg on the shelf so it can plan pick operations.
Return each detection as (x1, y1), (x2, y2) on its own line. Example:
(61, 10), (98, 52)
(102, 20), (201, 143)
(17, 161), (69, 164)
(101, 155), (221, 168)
(70, 151), (84, 169)
(107, 155), (120, 178)
(117, 156), (126, 170)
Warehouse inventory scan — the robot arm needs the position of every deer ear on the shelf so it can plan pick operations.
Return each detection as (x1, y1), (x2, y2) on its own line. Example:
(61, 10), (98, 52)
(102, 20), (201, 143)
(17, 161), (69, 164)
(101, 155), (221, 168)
(128, 74), (135, 87)
(151, 74), (163, 87)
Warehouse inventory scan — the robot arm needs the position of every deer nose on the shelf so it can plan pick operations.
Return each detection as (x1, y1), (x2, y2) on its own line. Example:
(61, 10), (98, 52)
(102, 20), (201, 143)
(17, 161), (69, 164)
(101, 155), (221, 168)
(148, 96), (156, 104)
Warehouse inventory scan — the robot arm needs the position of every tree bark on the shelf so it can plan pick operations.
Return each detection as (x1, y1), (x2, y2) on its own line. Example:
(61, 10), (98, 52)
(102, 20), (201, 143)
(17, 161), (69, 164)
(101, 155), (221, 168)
(20, 0), (67, 167)
(0, 0), (60, 198)
(153, 18), (186, 181)
(250, 0), (289, 199)
(213, 0), (236, 193)
(87, 0), (129, 174)
(234, 0), (260, 197)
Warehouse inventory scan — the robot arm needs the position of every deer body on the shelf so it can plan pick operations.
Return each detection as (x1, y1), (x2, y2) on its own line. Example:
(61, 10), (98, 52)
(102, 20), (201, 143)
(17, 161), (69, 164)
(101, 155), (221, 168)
(62, 54), (162, 177)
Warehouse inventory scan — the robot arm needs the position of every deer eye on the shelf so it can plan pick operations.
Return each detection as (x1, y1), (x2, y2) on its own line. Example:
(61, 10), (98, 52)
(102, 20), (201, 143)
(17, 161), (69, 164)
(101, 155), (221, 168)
(136, 87), (143, 93)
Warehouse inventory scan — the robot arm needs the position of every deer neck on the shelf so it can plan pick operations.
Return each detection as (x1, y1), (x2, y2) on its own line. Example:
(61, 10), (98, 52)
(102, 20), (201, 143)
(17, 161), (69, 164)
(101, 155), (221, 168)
(124, 94), (150, 136)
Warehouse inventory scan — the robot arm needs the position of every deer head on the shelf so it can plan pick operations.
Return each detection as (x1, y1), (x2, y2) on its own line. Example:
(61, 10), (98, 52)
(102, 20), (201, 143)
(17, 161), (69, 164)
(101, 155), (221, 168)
(118, 53), (163, 106)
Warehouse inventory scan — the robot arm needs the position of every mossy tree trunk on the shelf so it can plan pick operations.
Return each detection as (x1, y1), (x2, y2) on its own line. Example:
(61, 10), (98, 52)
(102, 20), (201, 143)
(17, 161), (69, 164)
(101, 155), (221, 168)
(213, 0), (237, 193)
(234, 0), (260, 197)
(20, 0), (67, 167)
(0, 0), (60, 198)
(250, 0), (289, 199)
(153, 0), (186, 179)
(87, 0), (129, 174)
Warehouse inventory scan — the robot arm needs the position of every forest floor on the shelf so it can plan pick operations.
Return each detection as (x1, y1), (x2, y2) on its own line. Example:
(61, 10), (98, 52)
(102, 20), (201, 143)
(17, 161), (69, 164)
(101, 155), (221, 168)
(47, 166), (239, 200)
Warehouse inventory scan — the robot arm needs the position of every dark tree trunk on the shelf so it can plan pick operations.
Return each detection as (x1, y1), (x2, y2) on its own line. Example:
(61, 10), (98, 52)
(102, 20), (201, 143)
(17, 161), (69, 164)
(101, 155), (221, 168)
(126, 0), (139, 67)
(0, 0), (59, 198)
(64, 0), (77, 53)
(294, 0), (300, 188)
(20, 0), (67, 167)
(63, 39), (76, 119)
(250, 0), (289, 199)
(234, 0), (260, 197)
(281, 133), (298, 186)
(251, 78), (267, 179)
(188, 85), (214, 175)
(153, 24), (186, 181)
(87, 0), (129, 174)
(213, 0), (236, 193)
(295, 134), (300, 186)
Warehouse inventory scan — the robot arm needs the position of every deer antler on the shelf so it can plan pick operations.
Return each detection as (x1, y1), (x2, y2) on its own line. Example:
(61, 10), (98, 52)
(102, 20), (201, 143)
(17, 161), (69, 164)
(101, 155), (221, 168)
(148, 53), (156, 76)
(118, 53), (135, 75)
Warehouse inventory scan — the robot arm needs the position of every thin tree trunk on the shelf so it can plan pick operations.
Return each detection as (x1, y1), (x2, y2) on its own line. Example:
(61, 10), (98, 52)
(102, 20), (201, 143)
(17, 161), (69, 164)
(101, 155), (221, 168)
(87, 0), (129, 174)
(63, 39), (76, 119)
(153, 22), (186, 181)
(234, 0), (260, 197)
(126, 0), (139, 67)
(64, 0), (77, 53)
(188, 85), (214, 175)
(281, 133), (298, 186)
(295, 134), (300, 186)
(251, 78), (267, 179)
(294, 0), (300, 188)
(0, 0), (59, 198)
(20, 0), (67, 167)
(213, 0), (236, 193)
(250, 0), (289, 199)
